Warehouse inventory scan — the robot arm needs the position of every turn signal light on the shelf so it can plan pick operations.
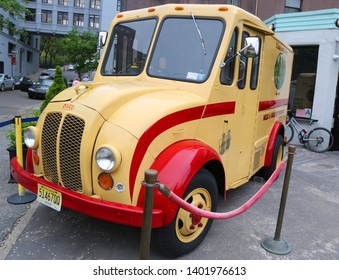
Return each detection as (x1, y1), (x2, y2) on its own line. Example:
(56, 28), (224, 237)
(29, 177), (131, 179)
(98, 173), (114, 190)
(218, 7), (229, 12)
(33, 151), (39, 165)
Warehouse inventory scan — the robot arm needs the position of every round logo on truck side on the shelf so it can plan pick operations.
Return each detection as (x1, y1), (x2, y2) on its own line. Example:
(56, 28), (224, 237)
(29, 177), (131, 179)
(274, 53), (286, 89)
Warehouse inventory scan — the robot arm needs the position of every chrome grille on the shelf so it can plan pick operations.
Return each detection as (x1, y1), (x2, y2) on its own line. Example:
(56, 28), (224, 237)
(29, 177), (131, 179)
(41, 113), (61, 185)
(41, 112), (85, 193)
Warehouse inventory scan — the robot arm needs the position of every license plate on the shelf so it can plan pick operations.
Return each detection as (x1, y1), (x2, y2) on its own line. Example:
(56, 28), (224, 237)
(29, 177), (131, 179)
(37, 184), (62, 212)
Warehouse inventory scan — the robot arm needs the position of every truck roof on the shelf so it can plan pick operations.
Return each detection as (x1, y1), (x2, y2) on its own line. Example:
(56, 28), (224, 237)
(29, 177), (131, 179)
(114, 4), (275, 36)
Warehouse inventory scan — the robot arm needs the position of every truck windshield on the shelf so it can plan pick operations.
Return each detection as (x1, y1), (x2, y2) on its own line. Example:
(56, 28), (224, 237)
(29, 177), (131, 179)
(148, 17), (224, 82)
(101, 18), (157, 76)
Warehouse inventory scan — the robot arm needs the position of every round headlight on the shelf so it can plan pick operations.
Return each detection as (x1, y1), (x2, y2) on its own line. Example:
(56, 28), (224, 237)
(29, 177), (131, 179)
(96, 147), (121, 171)
(24, 127), (39, 149)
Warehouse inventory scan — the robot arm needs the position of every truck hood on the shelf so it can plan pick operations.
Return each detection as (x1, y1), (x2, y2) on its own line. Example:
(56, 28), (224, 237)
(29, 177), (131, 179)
(52, 81), (206, 139)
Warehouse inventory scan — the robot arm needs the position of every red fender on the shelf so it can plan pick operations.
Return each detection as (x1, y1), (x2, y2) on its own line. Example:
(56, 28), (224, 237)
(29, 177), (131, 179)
(264, 122), (283, 167)
(25, 148), (34, 173)
(137, 140), (222, 227)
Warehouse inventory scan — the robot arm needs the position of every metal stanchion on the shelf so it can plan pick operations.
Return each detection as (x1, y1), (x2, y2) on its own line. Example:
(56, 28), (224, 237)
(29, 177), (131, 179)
(261, 145), (296, 255)
(7, 116), (36, 205)
(139, 169), (158, 260)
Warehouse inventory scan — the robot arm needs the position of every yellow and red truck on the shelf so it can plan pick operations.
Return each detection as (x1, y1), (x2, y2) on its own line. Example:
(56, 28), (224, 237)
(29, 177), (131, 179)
(11, 4), (293, 257)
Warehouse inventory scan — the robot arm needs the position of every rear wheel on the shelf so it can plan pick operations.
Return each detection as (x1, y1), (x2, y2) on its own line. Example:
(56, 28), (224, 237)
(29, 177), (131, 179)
(261, 134), (284, 180)
(154, 168), (218, 258)
(306, 127), (334, 153)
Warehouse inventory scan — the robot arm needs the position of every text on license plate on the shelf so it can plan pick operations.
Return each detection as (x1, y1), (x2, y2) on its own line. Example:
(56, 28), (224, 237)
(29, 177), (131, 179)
(37, 184), (62, 211)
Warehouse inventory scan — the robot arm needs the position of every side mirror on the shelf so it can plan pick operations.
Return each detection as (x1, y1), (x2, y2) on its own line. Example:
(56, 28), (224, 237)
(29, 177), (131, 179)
(243, 37), (259, 58)
(98, 31), (108, 48)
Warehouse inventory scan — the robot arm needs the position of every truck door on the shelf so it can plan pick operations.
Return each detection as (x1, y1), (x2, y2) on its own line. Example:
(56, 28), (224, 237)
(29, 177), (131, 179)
(221, 26), (263, 187)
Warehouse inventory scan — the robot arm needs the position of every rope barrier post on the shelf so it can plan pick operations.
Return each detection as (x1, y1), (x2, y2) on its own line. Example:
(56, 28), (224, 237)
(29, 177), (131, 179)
(139, 169), (158, 260)
(261, 145), (296, 255)
(7, 116), (36, 205)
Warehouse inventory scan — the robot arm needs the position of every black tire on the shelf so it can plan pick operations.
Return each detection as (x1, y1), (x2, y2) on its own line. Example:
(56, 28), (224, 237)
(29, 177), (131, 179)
(306, 127), (334, 153)
(0, 84), (4, 91)
(261, 134), (284, 180)
(154, 168), (218, 258)
(285, 123), (294, 144)
(11, 83), (15, 91)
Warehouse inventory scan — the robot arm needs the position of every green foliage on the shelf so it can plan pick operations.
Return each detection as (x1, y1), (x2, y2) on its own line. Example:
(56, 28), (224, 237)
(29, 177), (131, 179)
(6, 66), (66, 147)
(6, 110), (40, 147)
(0, 0), (30, 36)
(61, 28), (98, 79)
(40, 65), (67, 113)
(40, 36), (64, 68)
(0, 0), (28, 19)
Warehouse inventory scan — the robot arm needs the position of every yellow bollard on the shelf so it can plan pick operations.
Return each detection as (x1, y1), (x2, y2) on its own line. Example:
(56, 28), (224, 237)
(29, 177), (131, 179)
(14, 116), (25, 196)
(7, 116), (36, 205)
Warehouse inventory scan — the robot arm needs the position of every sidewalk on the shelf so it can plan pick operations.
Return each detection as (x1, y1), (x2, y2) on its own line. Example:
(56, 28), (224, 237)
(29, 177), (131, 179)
(0, 144), (338, 260)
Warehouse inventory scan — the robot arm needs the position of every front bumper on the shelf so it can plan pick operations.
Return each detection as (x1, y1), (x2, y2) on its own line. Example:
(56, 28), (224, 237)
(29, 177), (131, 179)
(10, 157), (163, 228)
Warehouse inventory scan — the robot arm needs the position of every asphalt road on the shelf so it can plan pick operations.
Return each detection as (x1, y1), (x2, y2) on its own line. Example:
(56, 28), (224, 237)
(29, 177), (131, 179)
(0, 89), (339, 260)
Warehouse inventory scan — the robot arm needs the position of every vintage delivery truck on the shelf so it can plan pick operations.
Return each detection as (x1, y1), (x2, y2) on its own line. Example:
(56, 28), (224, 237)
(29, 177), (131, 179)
(11, 4), (293, 257)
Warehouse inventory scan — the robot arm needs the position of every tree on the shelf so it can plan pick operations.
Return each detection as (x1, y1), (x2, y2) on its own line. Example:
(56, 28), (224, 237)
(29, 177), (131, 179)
(40, 36), (64, 67)
(40, 65), (67, 113)
(0, 0), (29, 34)
(61, 28), (98, 79)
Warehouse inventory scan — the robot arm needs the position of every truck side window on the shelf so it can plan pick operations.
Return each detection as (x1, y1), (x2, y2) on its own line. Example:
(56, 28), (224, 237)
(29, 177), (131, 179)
(238, 31), (249, 89)
(250, 36), (261, 90)
(220, 29), (238, 85)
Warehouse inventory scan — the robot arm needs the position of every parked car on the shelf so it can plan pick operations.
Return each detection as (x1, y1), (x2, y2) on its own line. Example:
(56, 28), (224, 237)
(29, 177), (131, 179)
(28, 79), (53, 99)
(67, 64), (74, 71)
(13, 76), (24, 89)
(39, 69), (55, 80)
(0, 74), (15, 91)
(20, 76), (34, 92)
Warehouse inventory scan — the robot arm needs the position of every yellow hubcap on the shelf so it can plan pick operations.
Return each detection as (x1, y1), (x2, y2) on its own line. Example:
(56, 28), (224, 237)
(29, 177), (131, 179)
(276, 144), (283, 167)
(175, 188), (212, 243)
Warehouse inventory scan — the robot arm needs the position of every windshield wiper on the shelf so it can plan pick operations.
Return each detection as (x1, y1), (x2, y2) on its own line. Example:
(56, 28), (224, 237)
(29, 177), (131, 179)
(190, 12), (206, 56)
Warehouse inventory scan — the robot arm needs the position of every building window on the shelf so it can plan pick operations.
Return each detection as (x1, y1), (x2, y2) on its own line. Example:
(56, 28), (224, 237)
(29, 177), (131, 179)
(41, 10), (53, 23)
(73, 13), (84, 27)
(228, 0), (241, 6)
(285, 0), (302, 13)
(57, 12), (68, 25)
(90, 0), (101, 9)
(89, 14), (100, 28)
(74, 0), (85, 7)
(0, 15), (3, 31)
(58, 0), (69, 6)
(27, 51), (33, 63)
(25, 9), (36, 22)
(8, 22), (15, 36)
(42, 0), (53, 4)
(8, 42), (16, 54)
(117, 0), (125, 12)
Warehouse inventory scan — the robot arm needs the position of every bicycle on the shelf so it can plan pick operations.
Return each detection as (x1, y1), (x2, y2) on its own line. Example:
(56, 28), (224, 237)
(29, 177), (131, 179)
(285, 110), (334, 153)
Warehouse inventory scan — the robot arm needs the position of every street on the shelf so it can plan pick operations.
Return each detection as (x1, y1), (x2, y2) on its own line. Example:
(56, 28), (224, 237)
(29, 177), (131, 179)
(0, 89), (42, 120)
(1, 89), (339, 260)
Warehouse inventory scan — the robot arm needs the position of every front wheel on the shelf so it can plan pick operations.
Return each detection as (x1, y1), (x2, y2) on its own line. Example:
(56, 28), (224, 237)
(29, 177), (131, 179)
(154, 168), (218, 258)
(285, 123), (294, 144)
(306, 127), (334, 153)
